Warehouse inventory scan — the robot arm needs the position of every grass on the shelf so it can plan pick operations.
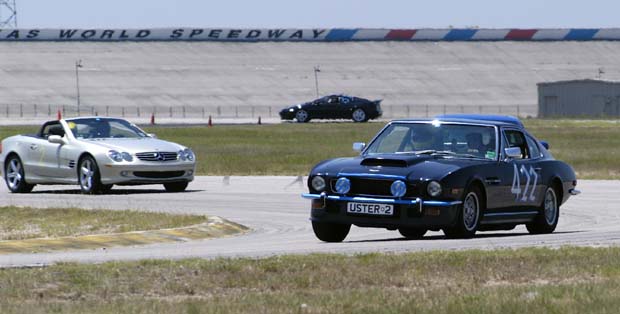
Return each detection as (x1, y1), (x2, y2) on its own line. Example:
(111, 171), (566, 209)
(2, 247), (620, 313)
(0, 206), (208, 240)
(1, 119), (619, 178)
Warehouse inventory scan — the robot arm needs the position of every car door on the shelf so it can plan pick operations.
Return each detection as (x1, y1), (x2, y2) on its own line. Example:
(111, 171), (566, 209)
(497, 128), (542, 211)
(315, 96), (338, 118)
(336, 96), (353, 118)
(27, 122), (65, 178)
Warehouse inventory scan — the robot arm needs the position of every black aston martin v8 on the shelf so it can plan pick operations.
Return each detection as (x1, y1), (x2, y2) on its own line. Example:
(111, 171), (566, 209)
(279, 95), (382, 123)
(302, 114), (580, 242)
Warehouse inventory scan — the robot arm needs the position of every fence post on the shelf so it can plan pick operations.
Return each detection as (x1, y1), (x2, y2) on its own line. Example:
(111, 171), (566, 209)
(425, 105), (429, 117)
(202, 107), (205, 119)
(62, 105), (66, 117)
(5, 105), (8, 117)
(217, 106), (221, 116)
(48, 104), (51, 117)
(235, 106), (238, 118)
(106, 106), (109, 116)
(251, 106), (255, 118)
(169, 106), (173, 118)
(406, 105), (410, 117)
(269, 106), (272, 117)
(19, 104), (23, 117)
(91, 107), (95, 116)
(122, 107), (125, 117)
(182, 106), (186, 118)
(137, 107), (140, 117)
(33, 104), (37, 117)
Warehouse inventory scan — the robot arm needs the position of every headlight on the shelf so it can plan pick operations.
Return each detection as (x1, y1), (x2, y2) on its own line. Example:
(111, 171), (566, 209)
(178, 149), (194, 161)
(335, 177), (351, 194)
(108, 150), (123, 162)
(427, 181), (442, 197)
(121, 152), (133, 162)
(289, 108), (295, 112)
(311, 176), (326, 192)
(108, 150), (132, 162)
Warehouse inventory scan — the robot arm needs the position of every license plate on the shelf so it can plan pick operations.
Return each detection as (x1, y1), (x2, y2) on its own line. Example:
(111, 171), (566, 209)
(347, 202), (394, 216)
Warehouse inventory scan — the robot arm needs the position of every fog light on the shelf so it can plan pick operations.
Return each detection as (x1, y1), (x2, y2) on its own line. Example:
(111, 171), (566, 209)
(120, 171), (129, 177)
(335, 177), (351, 194)
(188, 170), (194, 176)
(391, 180), (407, 198)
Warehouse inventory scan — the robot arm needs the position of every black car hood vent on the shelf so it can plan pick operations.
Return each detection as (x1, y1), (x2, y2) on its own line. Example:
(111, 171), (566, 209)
(361, 158), (408, 167)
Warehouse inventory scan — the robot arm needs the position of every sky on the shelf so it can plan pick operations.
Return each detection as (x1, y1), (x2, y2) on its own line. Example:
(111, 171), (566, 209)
(8, 0), (620, 29)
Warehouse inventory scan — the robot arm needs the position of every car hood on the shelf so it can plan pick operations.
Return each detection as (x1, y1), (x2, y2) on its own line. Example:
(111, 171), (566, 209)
(78, 138), (186, 153)
(313, 154), (485, 181)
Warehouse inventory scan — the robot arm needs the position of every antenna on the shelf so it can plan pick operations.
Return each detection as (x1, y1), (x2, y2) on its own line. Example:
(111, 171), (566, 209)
(0, 0), (17, 28)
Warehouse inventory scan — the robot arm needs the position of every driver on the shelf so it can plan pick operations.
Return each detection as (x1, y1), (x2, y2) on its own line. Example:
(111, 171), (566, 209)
(410, 125), (441, 151)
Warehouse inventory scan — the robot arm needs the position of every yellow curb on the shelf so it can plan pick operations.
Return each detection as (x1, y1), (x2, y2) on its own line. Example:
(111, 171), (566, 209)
(0, 216), (248, 255)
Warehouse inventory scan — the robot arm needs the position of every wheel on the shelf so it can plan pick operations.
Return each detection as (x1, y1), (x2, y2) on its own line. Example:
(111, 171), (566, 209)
(351, 108), (368, 122)
(312, 221), (351, 242)
(526, 186), (559, 234)
(164, 181), (189, 192)
(295, 110), (310, 123)
(443, 185), (482, 238)
(4, 155), (34, 193)
(78, 155), (104, 194)
(398, 227), (427, 239)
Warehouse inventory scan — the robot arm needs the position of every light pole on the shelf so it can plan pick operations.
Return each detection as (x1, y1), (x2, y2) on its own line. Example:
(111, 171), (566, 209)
(75, 59), (83, 116)
(313, 65), (320, 98)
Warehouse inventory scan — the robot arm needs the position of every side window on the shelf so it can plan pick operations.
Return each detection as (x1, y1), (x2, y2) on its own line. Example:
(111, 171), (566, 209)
(503, 130), (529, 159)
(40, 122), (64, 139)
(526, 135), (541, 159)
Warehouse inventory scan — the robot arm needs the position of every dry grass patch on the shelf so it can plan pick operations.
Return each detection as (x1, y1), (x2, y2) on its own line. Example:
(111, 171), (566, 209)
(0, 206), (208, 240)
(1, 247), (620, 313)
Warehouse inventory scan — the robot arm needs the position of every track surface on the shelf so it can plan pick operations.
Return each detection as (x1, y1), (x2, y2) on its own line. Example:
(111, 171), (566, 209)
(0, 176), (619, 267)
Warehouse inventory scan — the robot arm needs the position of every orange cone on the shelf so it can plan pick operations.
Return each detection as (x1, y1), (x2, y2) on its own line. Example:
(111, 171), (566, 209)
(57, 109), (62, 120)
(150, 113), (155, 125)
(208, 115), (212, 127)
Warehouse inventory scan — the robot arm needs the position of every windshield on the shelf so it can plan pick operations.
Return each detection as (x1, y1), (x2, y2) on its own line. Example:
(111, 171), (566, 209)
(68, 118), (148, 139)
(365, 122), (498, 160)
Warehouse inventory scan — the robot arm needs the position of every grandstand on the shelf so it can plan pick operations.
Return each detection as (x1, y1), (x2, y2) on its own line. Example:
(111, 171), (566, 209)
(1, 39), (620, 119)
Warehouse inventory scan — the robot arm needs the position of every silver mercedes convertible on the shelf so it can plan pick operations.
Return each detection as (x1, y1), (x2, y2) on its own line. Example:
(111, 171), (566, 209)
(0, 117), (196, 194)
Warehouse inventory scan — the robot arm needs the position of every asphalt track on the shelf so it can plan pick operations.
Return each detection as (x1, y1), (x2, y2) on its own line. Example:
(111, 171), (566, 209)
(0, 176), (619, 267)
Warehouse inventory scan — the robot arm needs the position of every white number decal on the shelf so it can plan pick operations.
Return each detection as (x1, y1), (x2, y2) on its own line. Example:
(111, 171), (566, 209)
(511, 163), (539, 202)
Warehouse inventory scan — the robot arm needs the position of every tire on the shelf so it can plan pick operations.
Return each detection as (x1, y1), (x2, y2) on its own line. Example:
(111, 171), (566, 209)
(164, 181), (189, 192)
(312, 221), (351, 242)
(78, 155), (104, 194)
(351, 108), (368, 122)
(526, 186), (559, 234)
(4, 155), (34, 193)
(295, 110), (310, 123)
(398, 227), (427, 239)
(443, 185), (482, 239)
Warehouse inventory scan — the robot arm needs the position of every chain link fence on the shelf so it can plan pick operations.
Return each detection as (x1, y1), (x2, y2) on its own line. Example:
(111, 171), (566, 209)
(0, 103), (538, 122)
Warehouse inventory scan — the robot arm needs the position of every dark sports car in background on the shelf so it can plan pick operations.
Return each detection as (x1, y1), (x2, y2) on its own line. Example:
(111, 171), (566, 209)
(279, 95), (382, 123)
(302, 114), (580, 242)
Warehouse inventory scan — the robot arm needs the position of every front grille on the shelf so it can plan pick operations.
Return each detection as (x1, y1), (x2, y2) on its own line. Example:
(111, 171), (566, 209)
(135, 152), (178, 162)
(133, 171), (185, 178)
(330, 178), (421, 198)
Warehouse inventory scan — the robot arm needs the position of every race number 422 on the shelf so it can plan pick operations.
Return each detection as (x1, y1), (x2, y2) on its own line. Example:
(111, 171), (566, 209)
(511, 164), (539, 202)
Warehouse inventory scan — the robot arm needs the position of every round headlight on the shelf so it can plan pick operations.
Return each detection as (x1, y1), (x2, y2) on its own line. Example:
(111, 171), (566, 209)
(108, 150), (123, 162)
(335, 177), (351, 194)
(427, 181), (442, 197)
(121, 152), (133, 162)
(390, 180), (407, 198)
(311, 176), (326, 192)
(178, 150), (187, 161)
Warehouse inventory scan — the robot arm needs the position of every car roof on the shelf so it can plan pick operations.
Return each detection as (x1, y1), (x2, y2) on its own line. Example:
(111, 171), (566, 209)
(391, 114), (524, 128)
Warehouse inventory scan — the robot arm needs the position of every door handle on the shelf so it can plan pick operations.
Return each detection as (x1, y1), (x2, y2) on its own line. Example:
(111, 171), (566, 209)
(29, 144), (38, 150)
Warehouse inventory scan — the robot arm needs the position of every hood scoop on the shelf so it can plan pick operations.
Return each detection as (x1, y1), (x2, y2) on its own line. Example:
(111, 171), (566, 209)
(361, 158), (408, 168)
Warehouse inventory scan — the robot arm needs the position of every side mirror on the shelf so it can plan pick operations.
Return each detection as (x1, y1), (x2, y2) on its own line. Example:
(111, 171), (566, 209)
(148, 133), (157, 139)
(353, 142), (366, 152)
(540, 141), (550, 150)
(48, 135), (65, 145)
(504, 147), (522, 159)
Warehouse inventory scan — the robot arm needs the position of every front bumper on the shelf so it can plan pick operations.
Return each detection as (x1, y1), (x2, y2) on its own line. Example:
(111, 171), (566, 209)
(279, 111), (295, 120)
(99, 161), (195, 185)
(302, 193), (462, 229)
